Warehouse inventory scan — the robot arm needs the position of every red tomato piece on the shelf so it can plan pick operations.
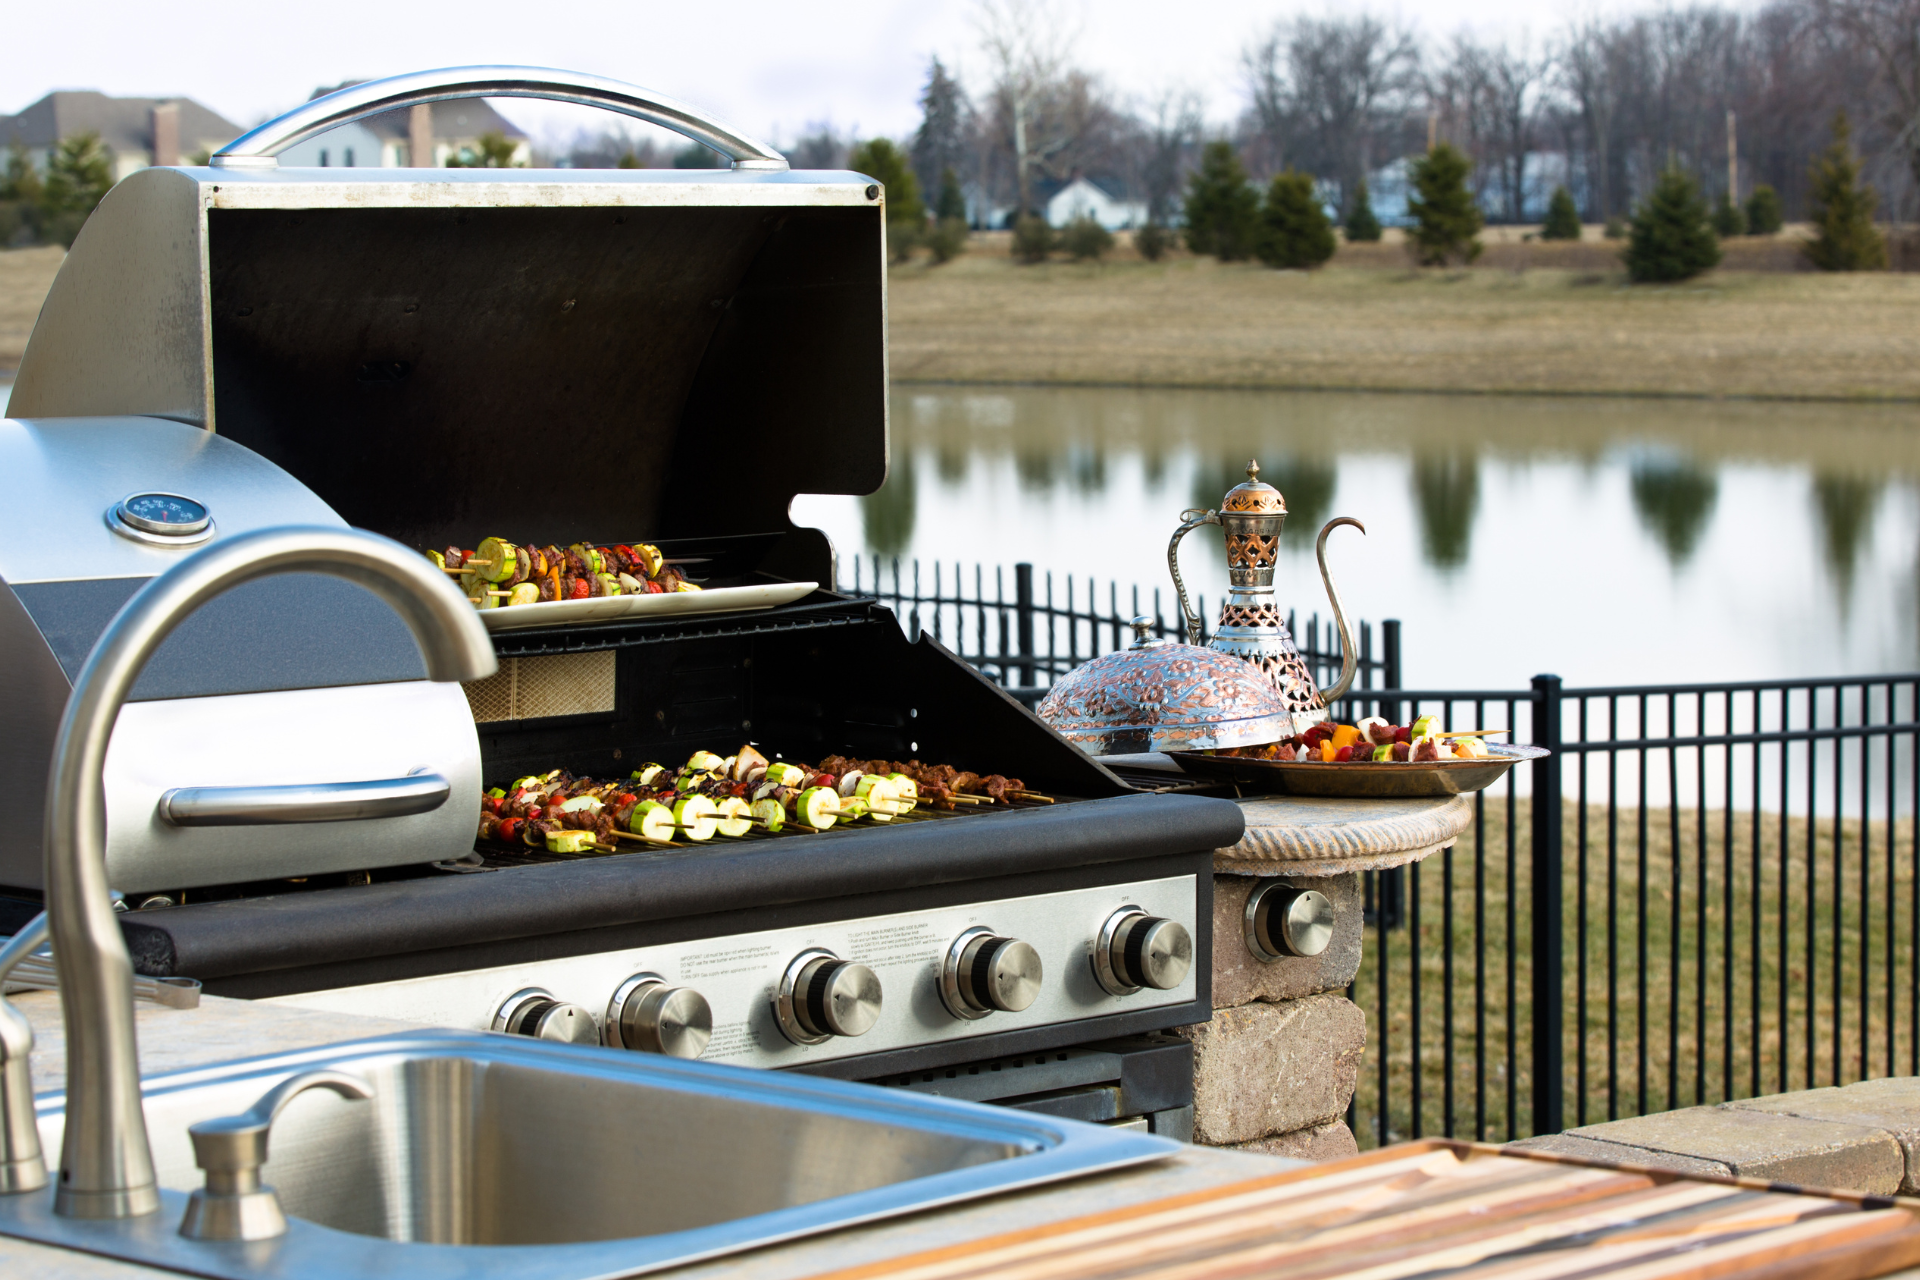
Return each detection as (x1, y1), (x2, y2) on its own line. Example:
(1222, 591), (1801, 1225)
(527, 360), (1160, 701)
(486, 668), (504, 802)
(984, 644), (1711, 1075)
(1395, 725), (1412, 743)
(1334, 745), (1355, 762)
(569, 577), (591, 600)
(811, 774), (835, 790)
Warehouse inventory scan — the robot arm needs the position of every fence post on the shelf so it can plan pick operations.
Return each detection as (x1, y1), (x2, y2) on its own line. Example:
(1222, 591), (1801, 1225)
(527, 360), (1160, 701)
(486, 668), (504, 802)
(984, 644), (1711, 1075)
(1529, 673), (1565, 1137)
(1015, 563), (1035, 687)
(1383, 619), (1402, 726)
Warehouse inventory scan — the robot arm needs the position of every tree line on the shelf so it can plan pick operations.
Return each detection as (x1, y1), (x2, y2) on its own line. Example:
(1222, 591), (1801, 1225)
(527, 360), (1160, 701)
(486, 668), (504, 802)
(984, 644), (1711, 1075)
(893, 0), (1919, 231)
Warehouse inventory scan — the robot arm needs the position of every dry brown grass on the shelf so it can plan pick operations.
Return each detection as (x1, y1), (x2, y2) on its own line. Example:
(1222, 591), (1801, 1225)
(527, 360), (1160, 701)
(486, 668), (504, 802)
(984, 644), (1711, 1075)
(0, 246), (62, 374)
(891, 231), (1920, 401)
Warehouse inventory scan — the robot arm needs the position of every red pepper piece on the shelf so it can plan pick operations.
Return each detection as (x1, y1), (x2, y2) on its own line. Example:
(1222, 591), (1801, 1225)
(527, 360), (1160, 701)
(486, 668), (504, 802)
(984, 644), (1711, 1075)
(1395, 725), (1412, 743)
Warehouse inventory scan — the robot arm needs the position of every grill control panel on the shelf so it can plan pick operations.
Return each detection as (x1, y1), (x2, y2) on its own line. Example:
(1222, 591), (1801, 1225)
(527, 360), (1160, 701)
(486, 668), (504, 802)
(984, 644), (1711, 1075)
(263, 875), (1198, 1069)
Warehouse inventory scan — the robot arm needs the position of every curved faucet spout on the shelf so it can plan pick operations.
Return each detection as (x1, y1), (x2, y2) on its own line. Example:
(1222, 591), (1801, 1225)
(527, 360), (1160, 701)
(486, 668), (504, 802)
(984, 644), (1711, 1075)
(45, 527), (494, 1219)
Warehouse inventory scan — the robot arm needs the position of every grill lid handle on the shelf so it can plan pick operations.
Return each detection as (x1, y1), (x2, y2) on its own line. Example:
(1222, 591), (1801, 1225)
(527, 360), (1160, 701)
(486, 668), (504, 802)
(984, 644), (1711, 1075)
(209, 66), (790, 172)
(158, 771), (452, 826)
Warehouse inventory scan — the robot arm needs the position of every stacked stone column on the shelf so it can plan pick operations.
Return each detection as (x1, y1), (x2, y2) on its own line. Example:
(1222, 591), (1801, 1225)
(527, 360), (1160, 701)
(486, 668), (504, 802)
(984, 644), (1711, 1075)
(1178, 794), (1474, 1160)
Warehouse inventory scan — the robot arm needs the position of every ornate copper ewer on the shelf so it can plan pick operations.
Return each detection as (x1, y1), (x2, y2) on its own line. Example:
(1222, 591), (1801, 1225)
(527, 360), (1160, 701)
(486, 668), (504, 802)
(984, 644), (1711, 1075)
(1168, 460), (1365, 735)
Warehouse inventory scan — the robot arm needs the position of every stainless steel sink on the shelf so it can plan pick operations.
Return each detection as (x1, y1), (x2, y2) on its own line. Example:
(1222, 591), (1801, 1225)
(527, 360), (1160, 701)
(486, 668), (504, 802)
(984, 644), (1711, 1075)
(3, 1030), (1174, 1278)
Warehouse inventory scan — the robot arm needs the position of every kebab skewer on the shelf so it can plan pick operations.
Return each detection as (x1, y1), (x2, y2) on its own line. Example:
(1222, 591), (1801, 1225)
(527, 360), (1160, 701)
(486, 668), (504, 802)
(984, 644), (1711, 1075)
(427, 538), (706, 612)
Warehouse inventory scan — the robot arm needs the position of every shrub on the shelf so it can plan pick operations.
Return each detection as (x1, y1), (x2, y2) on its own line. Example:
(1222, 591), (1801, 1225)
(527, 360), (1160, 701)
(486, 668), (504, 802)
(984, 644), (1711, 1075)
(935, 166), (966, 222)
(1182, 141), (1259, 261)
(1060, 215), (1114, 262)
(1623, 166), (1721, 283)
(848, 138), (926, 263)
(1134, 221), (1173, 261)
(1540, 185), (1582, 240)
(1011, 215), (1054, 263)
(1256, 170), (1336, 268)
(1745, 184), (1784, 235)
(1805, 112), (1886, 272)
(925, 216), (969, 264)
(1711, 192), (1746, 237)
(1405, 143), (1483, 266)
(1603, 215), (1628, 239)
(1343, 179), (1382, 242)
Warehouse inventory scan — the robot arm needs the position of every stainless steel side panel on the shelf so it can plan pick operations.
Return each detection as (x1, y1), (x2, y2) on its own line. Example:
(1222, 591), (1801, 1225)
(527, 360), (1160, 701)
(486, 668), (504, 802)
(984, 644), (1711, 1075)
(0, 415), (344, 585)
(95, 682), (481, 893)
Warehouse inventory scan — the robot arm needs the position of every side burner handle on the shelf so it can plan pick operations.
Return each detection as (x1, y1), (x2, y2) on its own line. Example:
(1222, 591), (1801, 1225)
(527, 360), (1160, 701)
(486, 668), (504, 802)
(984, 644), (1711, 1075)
(158, 770), (451, 826)
(210, 66), (790, 172)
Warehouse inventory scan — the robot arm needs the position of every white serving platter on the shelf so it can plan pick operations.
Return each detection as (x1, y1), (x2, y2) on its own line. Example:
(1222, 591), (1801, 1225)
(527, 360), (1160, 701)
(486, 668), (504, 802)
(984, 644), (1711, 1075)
(478, 581), (819, 632)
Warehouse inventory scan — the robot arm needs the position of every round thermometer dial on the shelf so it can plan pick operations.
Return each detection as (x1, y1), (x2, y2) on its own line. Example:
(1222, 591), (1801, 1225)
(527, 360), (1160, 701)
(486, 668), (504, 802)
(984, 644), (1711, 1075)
(108, 493), (215, 546)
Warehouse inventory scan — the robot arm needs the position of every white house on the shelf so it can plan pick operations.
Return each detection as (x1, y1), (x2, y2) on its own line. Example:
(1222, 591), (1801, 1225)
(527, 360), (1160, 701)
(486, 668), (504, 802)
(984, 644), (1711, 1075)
(275, 85), (531, 168)
(1045, 177), (1148, 229)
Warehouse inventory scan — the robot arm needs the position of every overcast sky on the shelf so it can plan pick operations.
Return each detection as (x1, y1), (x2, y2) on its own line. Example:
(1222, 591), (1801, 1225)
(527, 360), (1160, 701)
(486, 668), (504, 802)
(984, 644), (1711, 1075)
(9, 0), (1707, 152)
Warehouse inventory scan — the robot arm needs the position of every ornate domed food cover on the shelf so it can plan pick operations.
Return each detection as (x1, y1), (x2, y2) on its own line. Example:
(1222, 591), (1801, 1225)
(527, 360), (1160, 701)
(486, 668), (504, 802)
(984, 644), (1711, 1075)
(1035, 622), (1295, 757)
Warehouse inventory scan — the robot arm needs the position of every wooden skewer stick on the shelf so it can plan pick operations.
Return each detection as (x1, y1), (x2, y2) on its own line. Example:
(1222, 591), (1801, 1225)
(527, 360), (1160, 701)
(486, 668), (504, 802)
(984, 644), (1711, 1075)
(1432, 729), (1511, 738)
(1009, 792), (1055, 804)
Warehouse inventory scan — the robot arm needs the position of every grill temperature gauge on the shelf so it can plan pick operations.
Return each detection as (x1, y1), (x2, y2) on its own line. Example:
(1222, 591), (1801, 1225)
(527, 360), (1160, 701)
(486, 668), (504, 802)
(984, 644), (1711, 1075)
(107, 492), (215, 546)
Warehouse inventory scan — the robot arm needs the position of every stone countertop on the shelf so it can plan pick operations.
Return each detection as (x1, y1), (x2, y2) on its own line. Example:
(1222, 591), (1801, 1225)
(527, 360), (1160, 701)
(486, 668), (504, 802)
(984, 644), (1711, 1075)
(1217, 793), (1475, 877)
(2, 992), (1301, 1277)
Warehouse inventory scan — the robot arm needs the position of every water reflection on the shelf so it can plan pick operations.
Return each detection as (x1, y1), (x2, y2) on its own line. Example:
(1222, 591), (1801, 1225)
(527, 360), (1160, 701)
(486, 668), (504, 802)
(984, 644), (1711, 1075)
(1629, 461), (1719, 566)
(1812, 473), (1882, 605)
(1015, 451), (1056, 492)
(860, 449), (916, 557)
(1187, 456), (1338, 548)
(1410, 455), (1480, 570)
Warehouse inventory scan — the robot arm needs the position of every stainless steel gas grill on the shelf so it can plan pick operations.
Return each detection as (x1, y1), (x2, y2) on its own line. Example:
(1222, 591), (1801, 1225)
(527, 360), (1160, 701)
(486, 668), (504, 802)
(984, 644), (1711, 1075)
(0, 68), (1243, 1135)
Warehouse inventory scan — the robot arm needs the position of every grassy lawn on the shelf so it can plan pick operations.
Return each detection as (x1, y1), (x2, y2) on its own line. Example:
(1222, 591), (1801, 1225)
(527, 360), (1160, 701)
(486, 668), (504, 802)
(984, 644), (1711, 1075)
(0, 246), (62, 374)
(1353, 796), (1920, 1147)
(889, 233), (1920, 401)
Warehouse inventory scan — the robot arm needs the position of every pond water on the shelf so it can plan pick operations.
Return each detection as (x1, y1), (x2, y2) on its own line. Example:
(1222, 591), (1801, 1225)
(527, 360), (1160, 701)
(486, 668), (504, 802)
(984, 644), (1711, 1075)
(790, 387), (1920, 690)
(9, 378), (1910, 690)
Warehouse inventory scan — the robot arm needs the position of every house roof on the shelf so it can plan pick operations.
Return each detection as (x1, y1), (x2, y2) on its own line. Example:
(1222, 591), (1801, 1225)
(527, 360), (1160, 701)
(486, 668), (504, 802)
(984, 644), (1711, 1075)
(306, 83), (528, 141)
(0, 91), (243, 153)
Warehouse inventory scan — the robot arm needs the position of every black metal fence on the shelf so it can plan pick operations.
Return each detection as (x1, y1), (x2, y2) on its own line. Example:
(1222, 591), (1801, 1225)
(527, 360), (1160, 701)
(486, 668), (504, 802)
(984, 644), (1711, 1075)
(1342, 676), (1920, 1149)
(838, 555), (1396, 705)
(842, 558), (1920, 1148)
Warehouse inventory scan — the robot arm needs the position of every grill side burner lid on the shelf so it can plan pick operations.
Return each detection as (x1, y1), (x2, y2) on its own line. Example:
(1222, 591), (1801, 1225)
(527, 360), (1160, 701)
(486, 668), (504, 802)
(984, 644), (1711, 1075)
(11, 69), (890, 584)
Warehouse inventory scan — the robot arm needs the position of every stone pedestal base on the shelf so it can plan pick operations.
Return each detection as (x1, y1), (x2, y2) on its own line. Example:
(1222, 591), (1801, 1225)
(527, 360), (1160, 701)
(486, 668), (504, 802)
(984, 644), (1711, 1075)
(1178, 993), (1364, 1147)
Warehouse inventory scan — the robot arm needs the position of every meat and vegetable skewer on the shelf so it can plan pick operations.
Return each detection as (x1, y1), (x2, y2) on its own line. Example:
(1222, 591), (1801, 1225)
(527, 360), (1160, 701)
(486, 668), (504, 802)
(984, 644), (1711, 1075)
(425, 538), (705, 610)
(474, 746), (1051, 855)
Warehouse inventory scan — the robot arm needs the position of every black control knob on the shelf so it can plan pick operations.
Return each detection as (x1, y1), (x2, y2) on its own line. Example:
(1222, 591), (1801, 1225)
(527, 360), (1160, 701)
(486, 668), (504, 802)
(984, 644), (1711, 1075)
(606, 974), (713, 1059)
(1096, 910), (1193, 994)
(942, 929), (1044, 1019)
(1244, 882), (1336, 962)
(777, 950), (883, 1044)
(492, 988), (598, 1044)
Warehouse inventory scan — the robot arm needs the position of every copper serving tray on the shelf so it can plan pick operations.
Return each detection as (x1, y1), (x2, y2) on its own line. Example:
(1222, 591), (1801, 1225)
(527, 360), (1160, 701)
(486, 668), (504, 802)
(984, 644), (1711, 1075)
(1169, 742), (1547, 797)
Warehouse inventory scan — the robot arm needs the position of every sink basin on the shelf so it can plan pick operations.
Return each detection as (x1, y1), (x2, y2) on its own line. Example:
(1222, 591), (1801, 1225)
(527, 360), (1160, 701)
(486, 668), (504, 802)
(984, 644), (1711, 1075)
(3, 1031), (1174, 1278)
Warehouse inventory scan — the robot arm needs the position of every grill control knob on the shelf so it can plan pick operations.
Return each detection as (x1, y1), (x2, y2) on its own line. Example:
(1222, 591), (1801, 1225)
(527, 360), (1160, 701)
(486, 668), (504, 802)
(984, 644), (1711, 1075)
(776, 949), (883, 1044)
(941, 928), (1044, 1019)
(1244, 882), (1335, 961)
(492, 988), (598, 1044)
(606, 973), (713, 1059)
(1094, 909), (1193, 995)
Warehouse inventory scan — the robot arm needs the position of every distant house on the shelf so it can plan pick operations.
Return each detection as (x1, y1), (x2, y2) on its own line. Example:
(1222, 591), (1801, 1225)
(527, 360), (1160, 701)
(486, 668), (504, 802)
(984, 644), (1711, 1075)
(0, 92), (242, 179)
(275, 84), (531, 168)
(1045, 177), (1148, 230)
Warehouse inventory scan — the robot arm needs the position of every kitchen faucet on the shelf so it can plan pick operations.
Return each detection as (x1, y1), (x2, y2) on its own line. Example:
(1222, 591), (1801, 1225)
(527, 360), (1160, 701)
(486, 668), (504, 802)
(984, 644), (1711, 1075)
(31, 526), (494, 1218)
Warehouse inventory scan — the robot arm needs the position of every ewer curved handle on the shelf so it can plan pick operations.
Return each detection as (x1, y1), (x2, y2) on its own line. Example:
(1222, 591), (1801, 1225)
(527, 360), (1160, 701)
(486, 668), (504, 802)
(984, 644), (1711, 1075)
(1167, 509), (1219, 646)
(1316, 517), (1367, 708)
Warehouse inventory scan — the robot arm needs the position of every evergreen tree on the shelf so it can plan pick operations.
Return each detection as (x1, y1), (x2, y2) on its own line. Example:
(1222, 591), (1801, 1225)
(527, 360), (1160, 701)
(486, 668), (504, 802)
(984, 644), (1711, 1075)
(1011, 215), (1054, 263)
(1623, 166), (1721, 283)
(1805, 111), (1886, 272)
(848, 138), (925, 263)
(1343, 179), (1382, 242)
(911, 58), (970, 200)
(1745, 184), (1784, 235)
(935, 166), (966, 222)
(38, 131), (112, 247)
(1711, 192), (1746, 237)
(1257, 170), (1337, 268)
(1182, 141), (1259, 261)
(1405, 143), (1483, 266)
(1540, 185), (1582, 240)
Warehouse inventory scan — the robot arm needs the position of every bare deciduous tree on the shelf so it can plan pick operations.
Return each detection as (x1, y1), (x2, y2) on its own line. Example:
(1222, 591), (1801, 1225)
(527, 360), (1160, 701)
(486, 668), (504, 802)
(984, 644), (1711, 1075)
(975, 0), (1079, 217)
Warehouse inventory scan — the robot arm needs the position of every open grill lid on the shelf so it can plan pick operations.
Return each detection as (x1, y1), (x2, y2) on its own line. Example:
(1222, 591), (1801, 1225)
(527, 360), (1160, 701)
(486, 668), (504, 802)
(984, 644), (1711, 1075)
(10, 69), (889, 588)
